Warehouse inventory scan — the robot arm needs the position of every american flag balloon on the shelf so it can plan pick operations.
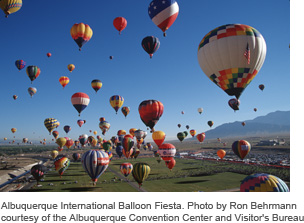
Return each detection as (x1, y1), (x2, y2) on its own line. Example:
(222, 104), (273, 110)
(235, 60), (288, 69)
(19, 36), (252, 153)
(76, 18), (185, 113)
(71, 92), (90, 116)
(148, 0), (179, 36)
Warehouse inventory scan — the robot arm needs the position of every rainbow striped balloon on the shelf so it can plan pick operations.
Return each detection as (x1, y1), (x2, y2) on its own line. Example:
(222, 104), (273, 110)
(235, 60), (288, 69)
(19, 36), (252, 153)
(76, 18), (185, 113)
(120, 163), (133, 177)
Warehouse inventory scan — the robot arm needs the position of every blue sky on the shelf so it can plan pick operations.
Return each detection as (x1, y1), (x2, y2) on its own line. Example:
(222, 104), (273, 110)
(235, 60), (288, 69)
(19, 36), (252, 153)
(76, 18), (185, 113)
(0, 0), (290, 143)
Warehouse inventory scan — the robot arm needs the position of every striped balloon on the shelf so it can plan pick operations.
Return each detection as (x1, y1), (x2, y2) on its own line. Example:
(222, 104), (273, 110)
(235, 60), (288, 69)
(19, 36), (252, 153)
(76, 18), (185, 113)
(115, 144), (123, 158)
(15, 59), (26, 71)
(148, 0), (179, 36)
(91, 79), (102, 93)
(99, 120), (110, 135)
(132, 163), (151, 187)
(120, 163), (133, 177)
(28, 87), (37, 98)
(72, 153), (81, 161)
(81, 150), (109, 185)
(59, 76), (70, 88)
(70, 23), (93, 51)
(71, 92), (90, 116)
(109, 95), (124, 114)
(141, 36), (160, 58)
(26, 66), (41, 84)
(240, 173), (289, 192)
(158, 143), (176, 163)
(0, 0), (22, 17)
(232, 140), (251, 160)
(54, 155), (70, 177)
(44, 118), (59, 134)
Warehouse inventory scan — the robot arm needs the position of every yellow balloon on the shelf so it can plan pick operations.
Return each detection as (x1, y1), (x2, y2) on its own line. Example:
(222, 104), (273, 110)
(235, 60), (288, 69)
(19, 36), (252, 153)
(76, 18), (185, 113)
(51, 150), (59, 159)
(152, 131), (166, 147)
(56, 137), (67, 148)
(70, 23), (93, 51)
(0, 0), (22, 17)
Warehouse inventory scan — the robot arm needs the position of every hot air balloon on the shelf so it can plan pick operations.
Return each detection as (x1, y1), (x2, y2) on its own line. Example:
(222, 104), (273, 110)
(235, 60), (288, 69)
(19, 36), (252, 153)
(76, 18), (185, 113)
(72, 153), (81, 161)
(207, 121), (214, 128)
(67, 64), (75, 72)
(217, 149), (226, 159)
(11, 128), (16, 134)
(46, 52), (51, 57)
(59, 76), (70, 89)
(109, 95), (124, 114)
(22, 138), (28, 143)
(56, 137), (67, 152)
(152, 131), (165, 147)
(109, 56), (113, 60)
(4, 138), (7, 141)
(254, 108), (257, 112)
(228, 98), (240, 111)
(90, 79), (102, 93)
(132, 163), (151, 187)
(121, 106), (130, 118)
(158, 143), (176, 166)
(99, 120), (110, 135)
(177, 132), (185, 142)
(232, 140), (251, 160)
(138, 99), (164, 131)
(13, 95), (17, 100)
(15, 59), (26, 71)
(183, 131), (188, 137)
(63, 125), (71, 134)
(0, 0), (22, 17)
(197, 24), (267, 99)
(196, 133), (205, 143)
(117, 130), (127, 137)
(70, 23), (93, 51)
(198, 107), (203, 114)
(240, 173), (289, 192)
(141, 36), (160, 58)
(177, 124), (181, 128)
(147, 142), (153, 151)
(189, 129), (196, 137)
(77, 119), (84, 127)
(242, 122), (246, 126)
(148, 0), (179, 37)
(30, 164), (47, 185)
(134, 129), (145, 141)
(113, 17), (127, 34)
(65, 139), (74, 149)
(82, 150), (109, 185)
(102, 141), (112, 152)
(120, 163), (133, 177)
(116, 143), (123, 158)
(71, 92), (90, 116)
(54, 155), (70, 177)
(122, 135), (134, 159)
(153, 151), (162, 163)
(50, 150), (58, 159)
(165, 157), (176, 171)
(93, 131), (97, 135)
(28, 87), (37, 98)
(26, 66), (41, 84)
(129, 128), (137, 137)
(181, 111), (184, 115)
(259, 84), (265, 91)
(185, 125), (189, 130)
(52, 130), (59, 139)
(44, 118), (59, 135)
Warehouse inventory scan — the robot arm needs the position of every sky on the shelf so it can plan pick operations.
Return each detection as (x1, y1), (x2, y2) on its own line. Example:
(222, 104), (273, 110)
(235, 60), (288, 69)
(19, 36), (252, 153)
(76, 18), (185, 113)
(0, 0), (290, 143)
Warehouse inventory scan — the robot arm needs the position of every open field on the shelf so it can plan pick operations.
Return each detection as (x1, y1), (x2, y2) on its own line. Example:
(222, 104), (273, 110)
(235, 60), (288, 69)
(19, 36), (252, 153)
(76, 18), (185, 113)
(0, 136), (290, 192)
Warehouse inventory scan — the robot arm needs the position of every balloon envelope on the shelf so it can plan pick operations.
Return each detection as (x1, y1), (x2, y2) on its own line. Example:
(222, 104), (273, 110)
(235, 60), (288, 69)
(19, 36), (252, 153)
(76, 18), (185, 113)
(231, 140), (251, 160)
(240, 173), (289, 192)
(71, 92), (90, 116)
(120, 163), (133, 177)
(141, 36), (160, 58)
(113, 17), (127, 34)
(138, 100), (164, 131)
(70, 23), (93, 50)
(132, 163), (151, 187)
(197, 24), (267, 99)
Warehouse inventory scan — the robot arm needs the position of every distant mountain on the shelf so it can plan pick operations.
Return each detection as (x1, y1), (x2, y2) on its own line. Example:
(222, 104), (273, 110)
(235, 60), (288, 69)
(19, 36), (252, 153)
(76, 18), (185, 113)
(202, 111), (290, 139)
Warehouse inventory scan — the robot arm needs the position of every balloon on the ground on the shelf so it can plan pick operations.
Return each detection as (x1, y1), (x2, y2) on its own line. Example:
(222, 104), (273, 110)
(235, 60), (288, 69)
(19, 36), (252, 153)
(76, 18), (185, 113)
(240, 173), (289, 192)
(81, 150), (109, 185)
(197, 24), (267, 99)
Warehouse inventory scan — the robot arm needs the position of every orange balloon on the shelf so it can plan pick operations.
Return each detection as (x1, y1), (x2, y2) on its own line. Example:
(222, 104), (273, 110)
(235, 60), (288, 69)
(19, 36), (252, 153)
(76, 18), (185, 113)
(217, 149), (226, 159)
(196, 133), (205, 143)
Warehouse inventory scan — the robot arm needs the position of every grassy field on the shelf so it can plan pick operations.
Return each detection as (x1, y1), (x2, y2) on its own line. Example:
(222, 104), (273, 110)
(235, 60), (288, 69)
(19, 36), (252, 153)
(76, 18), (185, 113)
(27, 156), (289, 192)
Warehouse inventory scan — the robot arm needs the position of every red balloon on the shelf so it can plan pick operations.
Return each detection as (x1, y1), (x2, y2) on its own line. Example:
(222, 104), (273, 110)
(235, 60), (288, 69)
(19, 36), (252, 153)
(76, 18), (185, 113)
(165, 157), (176, 171)
(196, 133), (205, 143)
(113, 17), (127, 34)
(47, 53), (51, 57)
(138, 100), (164, 131)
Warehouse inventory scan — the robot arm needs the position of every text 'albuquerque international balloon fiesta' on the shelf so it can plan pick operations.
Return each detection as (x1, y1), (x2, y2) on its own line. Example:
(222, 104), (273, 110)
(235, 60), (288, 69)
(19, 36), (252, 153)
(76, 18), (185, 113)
(0, 0), (290, 192)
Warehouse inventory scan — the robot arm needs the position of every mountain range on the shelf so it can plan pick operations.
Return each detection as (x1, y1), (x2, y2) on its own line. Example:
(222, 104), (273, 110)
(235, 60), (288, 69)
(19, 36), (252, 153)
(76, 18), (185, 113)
(202, 110), (290, 139)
